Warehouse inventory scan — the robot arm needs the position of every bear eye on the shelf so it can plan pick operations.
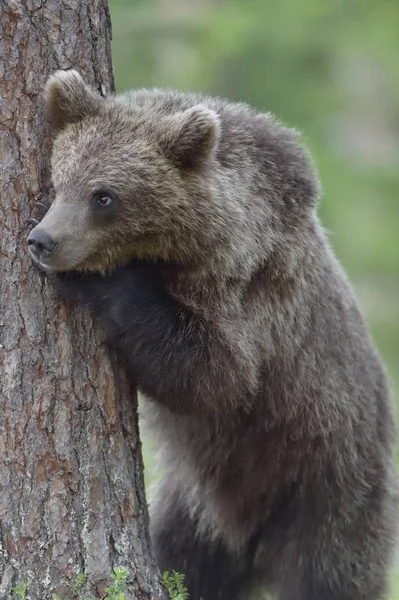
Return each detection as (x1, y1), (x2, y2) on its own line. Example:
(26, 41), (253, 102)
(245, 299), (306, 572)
(95, 193), (113, 207)
(91, 189), (117, 221)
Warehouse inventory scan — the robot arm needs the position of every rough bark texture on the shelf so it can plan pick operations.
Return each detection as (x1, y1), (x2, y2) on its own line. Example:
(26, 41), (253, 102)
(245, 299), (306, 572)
(0, 1), (164, 599)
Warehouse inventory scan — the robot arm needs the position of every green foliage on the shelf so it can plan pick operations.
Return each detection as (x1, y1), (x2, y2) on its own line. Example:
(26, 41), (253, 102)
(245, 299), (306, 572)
(41, 568), (128, 600)
(50, 572), (89, 600)
(103, 567), (128, 600)
(163, 571), (190, 600)
(13, 569), (193, 600)
(12, 581), (30, 600)
(72, 573), (87, 595)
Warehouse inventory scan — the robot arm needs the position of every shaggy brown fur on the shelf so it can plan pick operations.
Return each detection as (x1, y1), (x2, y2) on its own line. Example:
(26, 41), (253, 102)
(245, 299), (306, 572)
(28, 70), (398, 600)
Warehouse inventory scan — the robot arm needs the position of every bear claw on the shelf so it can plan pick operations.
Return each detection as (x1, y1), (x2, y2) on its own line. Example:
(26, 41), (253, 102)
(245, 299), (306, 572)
(35, 201), (49, 212)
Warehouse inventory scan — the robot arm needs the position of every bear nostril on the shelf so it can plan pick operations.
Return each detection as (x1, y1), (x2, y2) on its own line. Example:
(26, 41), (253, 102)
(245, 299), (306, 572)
(28, 229), (57, 255)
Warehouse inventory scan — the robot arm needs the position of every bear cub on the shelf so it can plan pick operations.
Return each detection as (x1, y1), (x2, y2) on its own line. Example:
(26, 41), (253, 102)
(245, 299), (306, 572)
(28, 70), (398, 600)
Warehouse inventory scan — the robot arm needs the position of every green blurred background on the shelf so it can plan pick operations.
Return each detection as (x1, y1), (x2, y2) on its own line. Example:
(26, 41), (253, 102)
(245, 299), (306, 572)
(108, 0), (399, 596)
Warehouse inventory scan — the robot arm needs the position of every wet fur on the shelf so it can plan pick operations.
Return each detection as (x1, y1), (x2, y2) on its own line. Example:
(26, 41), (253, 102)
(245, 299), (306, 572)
(36, 71), (398, 600)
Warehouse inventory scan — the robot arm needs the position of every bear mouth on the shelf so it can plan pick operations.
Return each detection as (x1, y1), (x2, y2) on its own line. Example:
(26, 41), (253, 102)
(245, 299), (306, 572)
(27, 236), (89, 273)
(28, 246), (56, 271)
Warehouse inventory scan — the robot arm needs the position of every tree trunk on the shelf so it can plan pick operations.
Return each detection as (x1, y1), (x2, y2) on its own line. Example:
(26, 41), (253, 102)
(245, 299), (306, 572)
(0, 2), (164, 599)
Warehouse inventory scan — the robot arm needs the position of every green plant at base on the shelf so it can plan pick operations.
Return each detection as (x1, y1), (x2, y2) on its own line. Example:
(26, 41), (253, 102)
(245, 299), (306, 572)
(103, 567), (128, 600)
(12, 581), (31, 600)
(162, 571), (189, 600)
(15, 567), (128, 600)
(72, 573), (87, 596)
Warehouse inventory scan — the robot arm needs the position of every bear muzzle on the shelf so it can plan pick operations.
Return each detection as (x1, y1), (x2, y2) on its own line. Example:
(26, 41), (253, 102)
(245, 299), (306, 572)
(28, 228), (58, 254)
(28, 227), (58, 264)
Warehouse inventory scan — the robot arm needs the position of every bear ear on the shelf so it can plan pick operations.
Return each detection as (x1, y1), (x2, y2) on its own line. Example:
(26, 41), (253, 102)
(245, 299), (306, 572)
(161, 105), (221, 168)
(45, 69), (103, 132)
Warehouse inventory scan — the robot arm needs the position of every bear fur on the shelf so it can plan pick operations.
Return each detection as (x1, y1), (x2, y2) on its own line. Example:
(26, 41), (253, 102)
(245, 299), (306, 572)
(29, 70), (398, 600)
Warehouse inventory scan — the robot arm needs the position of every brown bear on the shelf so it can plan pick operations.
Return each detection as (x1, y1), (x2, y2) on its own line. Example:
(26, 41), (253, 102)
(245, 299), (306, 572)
(28, 70), (398, 600)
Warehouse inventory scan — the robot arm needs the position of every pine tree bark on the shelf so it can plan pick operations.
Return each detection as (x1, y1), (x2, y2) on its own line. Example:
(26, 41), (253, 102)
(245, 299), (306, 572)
(0, 1), (164, 599)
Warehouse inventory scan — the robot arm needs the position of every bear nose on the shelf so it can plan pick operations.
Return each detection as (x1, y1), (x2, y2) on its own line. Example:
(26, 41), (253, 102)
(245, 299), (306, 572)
(28, 228), (58, 256)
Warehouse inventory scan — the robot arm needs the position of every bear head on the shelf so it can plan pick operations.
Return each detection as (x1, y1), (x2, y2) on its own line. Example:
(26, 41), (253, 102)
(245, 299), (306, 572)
(28, 70), (319, 278)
